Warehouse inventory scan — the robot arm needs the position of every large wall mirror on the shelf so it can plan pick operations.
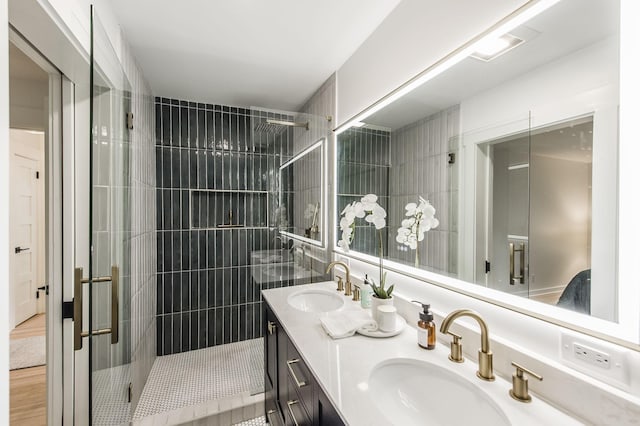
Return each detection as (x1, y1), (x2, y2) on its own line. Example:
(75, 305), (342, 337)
(336, 0), (632, 340)
(280, 138), (325, 246)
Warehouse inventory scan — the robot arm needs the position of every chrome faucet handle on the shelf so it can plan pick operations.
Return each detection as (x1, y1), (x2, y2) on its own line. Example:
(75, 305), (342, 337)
(335, 276), (344, 292)
(351, 284), (360, 302)
(510, 362), (543, 403)
(446, 331), (464, 363)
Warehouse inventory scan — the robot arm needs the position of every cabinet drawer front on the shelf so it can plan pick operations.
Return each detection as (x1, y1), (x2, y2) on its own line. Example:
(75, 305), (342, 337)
(286, 345), (316, 418)
(266, 408), (285, 426)
(285, 398), (312, 426)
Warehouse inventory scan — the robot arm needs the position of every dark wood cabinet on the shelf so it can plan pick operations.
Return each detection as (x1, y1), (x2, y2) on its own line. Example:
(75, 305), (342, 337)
(264, 303), (345, 426)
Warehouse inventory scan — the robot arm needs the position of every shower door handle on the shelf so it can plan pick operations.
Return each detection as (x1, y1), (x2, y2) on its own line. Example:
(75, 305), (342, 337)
(509, 243), (525, 285)
(73, 265), (119, 350)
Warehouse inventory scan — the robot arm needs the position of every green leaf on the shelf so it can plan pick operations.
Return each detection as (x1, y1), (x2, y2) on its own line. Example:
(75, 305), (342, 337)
(387, 284), (395, 297)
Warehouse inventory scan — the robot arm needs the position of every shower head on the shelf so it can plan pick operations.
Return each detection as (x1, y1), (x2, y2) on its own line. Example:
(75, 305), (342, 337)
(254, 119), (309, 135)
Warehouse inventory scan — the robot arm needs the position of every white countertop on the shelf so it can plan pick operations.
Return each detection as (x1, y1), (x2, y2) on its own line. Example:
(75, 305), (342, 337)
(262, 281), (584, 426)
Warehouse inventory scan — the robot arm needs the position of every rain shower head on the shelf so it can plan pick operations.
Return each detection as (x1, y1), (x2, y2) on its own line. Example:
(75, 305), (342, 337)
(254, 119), (309, 135)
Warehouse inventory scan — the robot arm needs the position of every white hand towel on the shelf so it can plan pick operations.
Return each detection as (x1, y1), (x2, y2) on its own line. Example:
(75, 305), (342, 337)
(320, 310), (378, 339)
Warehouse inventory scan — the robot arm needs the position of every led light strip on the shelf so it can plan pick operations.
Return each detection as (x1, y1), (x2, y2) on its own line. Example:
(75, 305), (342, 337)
(334, 0), (561, 135)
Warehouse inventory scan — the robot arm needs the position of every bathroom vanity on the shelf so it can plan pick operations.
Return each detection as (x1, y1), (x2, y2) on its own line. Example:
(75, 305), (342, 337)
(262, 281), (583, 426)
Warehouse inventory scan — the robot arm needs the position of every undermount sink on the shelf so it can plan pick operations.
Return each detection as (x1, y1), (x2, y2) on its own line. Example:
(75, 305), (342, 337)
(368, 358), (510, 426)
(287, 289), (345, 313)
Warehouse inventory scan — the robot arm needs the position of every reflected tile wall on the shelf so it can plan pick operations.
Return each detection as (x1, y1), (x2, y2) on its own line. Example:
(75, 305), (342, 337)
(387, 106), (460, 274)
(156, 98), (294, 355)
(336, 127), (391, 256)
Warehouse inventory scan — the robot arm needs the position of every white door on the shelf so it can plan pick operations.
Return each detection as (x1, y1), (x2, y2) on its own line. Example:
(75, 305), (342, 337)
(10, 133), (42, 327)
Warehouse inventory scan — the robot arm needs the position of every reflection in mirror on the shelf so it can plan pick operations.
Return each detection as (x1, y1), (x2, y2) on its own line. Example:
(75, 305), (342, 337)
(336, 0), (619, 322)
(279, 139), (324, 245)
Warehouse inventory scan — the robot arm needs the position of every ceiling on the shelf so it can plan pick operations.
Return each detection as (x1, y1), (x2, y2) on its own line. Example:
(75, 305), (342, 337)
(365, 0), (619, 130)
(108, 0), (401, 112)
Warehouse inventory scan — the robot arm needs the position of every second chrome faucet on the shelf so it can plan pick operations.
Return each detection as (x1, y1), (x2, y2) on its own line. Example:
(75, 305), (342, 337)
(440, 309), (495, 381)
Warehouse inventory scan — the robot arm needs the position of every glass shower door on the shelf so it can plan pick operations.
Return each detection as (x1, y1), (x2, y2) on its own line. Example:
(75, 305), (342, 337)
(88, 6), (132, 425)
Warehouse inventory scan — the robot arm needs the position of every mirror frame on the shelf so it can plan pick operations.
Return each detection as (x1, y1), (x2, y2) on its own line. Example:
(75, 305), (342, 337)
(279, 138), (326, 248)
(333, 0), (640, 349)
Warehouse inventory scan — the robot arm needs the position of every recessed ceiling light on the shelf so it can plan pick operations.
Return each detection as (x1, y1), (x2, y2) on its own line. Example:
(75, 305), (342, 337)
(470, 33), (524, 62)
(352, 122), (366, 128)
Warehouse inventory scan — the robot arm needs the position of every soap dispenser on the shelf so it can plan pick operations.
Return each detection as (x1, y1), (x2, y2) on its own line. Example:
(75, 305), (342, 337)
(361, 274), (374, 309)
(414, 301), (436, 350)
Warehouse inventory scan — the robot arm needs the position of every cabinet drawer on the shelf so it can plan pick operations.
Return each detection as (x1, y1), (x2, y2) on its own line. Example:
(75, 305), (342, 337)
(286, 343), (316, 419)
(266, 408), (285, 426)
(283, 396), (312, 426)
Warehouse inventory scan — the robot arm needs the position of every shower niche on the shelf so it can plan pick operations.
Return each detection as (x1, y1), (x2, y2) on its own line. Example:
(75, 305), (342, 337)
(190, 190), (269, 229)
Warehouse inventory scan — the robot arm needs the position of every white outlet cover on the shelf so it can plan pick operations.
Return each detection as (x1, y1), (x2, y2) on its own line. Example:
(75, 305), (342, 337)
(560, 333), (630, 390)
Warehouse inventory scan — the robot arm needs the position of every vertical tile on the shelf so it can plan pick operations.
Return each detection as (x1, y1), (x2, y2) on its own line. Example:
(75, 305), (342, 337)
(190, 271), (199, 310)
(223, 306), (232, 344)
(171, 313), (181, 354)
(172, 106), (181, 147)
(207, 270), (215, 308)
(181, 312), (190, 352)
(198, 310), (207, 349)
(180, 107), (189, 147)
(207, 309), (215, 348)
(181, 231), (190, 271)
(156, 315), (164, 356)
(190, 230), (199, 270)
(215, 307), (224, 346)
(163, 273), (173, 314)
(190, 311), (199, 350)
(181, 271), (191, 311)
(172, 272), (181, 313)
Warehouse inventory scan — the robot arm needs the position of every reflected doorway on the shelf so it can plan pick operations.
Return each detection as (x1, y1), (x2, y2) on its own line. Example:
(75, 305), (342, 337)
(481, 117), (593, 313)
(8, 36), (60, 425)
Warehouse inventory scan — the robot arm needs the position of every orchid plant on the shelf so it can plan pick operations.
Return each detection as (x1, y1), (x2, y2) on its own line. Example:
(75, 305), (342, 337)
(395, 196), (439, 268)
(338, 194), (394, 299)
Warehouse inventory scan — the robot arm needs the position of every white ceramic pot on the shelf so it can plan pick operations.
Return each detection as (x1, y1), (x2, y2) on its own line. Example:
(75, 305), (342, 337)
(371, 296), (394, 323)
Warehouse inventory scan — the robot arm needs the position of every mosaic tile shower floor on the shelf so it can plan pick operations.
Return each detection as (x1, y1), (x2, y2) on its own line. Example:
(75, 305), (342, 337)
(133, 338), (264, 423)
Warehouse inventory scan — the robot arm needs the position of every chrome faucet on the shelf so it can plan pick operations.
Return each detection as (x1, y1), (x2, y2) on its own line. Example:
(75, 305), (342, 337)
(440, 309), (495, 381)
(325, 261), (352, 296)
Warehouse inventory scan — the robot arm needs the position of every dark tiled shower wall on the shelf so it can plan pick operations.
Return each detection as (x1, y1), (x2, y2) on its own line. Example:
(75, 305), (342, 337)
(336, 127), (391, 257)
(155, 97), (294, 355)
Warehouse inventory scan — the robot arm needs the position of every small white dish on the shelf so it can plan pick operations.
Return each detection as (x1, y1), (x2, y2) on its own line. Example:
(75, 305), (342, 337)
(356, 315), (406, 338)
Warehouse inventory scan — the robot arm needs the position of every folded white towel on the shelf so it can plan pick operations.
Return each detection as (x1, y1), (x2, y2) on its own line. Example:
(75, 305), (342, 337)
(320, 310), (378, 339)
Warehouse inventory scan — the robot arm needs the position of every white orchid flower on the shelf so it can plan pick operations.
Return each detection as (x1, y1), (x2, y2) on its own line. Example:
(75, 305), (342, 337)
(337, 194), (387, 250)
(397, 197), (439, 258)
(361, 194), (378, 203)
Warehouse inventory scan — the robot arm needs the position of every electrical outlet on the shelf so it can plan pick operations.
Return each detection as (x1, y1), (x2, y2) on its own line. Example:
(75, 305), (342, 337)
(561, 333), (629, 389)
(573, 343), (610, 369)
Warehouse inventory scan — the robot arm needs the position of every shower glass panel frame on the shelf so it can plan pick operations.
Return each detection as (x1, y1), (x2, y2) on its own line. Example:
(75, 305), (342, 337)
(89, 6), (133, 424)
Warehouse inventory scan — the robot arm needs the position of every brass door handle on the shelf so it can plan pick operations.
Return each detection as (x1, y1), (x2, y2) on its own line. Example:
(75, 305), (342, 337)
(286, 359), (307, 388)
(509, 361), (543, 402)
(509, 242), (525, 285)
(73, 266), (119, 351)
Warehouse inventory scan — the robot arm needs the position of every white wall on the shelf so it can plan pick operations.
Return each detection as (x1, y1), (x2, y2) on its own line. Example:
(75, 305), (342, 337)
(335, 0), (527, 127)
(0, 0), (9, 423)
(9, 78), (47, 130)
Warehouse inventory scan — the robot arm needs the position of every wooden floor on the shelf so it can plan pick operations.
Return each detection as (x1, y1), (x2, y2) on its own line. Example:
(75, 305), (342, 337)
(10, 313), (47, 426)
